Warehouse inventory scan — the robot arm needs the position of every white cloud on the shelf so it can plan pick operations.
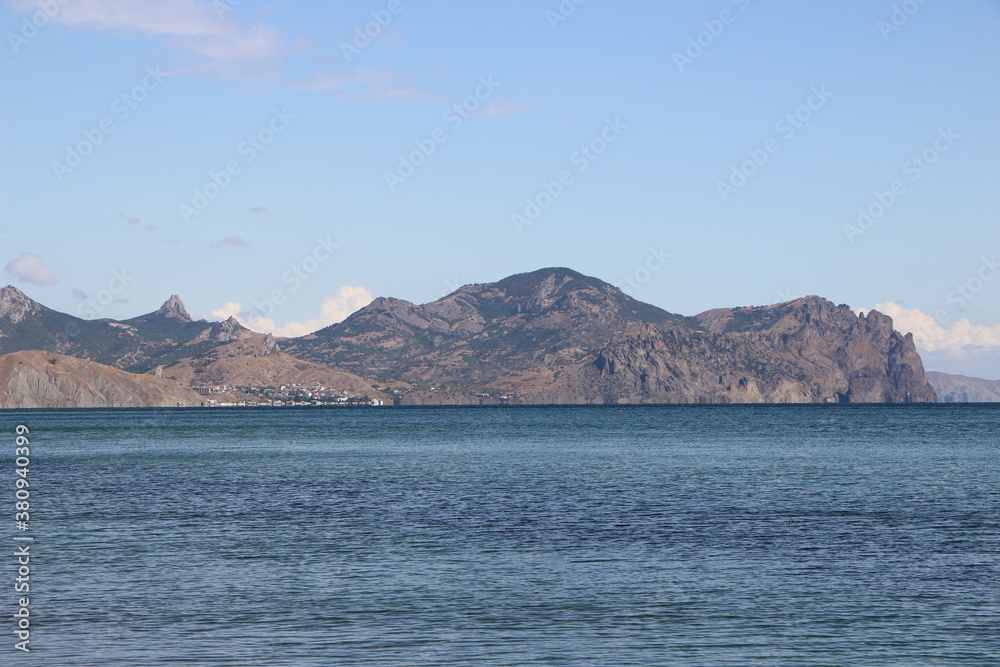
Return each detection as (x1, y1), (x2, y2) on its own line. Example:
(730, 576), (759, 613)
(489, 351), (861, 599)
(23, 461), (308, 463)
(216, 286), (373, 337)
(12, 0), (285, 79)
(211, 301), (242, 320)
(863, 302), (1000, 353)
(10, 0), (436, 97)
(4, 252), (57, 286)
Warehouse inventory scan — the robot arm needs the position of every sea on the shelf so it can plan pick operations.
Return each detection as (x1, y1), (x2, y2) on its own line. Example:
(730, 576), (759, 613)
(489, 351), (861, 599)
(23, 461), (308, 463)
(3, 405), (998, 666)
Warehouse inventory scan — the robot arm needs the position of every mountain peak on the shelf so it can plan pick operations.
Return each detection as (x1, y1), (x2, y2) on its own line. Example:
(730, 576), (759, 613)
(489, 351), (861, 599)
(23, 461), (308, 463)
(155, 295), (191, 321)
(195, 315), (247, 342)
(0, 285), (42, 324)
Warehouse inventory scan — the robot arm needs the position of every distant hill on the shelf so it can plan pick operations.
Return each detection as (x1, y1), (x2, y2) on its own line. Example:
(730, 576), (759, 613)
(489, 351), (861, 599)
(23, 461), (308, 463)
(1, 269), (940, 406)
(926, 371), (1000, 403)
(159, 325), (403, 396)
(0, 351), (204, 408)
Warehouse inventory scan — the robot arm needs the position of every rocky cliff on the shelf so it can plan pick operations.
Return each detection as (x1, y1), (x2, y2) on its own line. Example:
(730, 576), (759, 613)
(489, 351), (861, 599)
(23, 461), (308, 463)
(579, 297), (936, 403)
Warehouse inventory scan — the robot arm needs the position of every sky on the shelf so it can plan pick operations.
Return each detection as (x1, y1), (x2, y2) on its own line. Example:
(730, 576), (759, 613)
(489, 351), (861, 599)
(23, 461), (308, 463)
(1, 0), (998, 378)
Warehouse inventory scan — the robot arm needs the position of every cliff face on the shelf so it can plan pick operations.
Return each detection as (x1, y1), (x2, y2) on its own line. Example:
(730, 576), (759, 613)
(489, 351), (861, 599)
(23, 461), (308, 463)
(583, 297), (936, 404)
(0, 351), (204, 408)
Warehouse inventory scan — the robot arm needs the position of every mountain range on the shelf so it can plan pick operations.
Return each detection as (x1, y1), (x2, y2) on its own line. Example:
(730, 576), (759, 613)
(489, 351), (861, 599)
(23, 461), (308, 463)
(1, 267), (985, 407)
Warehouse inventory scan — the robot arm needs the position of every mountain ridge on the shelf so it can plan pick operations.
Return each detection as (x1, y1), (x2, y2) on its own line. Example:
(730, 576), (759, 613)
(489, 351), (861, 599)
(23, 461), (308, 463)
(1, 269), (941, 405)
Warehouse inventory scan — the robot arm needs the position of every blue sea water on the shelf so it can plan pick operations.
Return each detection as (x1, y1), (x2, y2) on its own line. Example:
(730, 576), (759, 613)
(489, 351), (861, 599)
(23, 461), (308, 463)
(2, 405), (999, 666)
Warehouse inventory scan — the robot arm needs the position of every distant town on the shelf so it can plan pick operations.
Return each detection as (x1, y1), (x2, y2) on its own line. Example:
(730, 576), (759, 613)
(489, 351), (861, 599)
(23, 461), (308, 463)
(193, 383), (391, 407)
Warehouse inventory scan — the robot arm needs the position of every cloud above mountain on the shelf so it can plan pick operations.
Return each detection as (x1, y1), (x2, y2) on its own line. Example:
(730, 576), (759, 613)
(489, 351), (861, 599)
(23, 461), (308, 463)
(4, 252), (57, 286)
(866, 302), (1000, 353)
(213, 286), (373, 337)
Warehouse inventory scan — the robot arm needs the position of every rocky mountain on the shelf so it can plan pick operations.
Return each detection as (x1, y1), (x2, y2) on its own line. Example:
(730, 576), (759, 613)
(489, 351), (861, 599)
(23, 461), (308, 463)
(0, 350), (204, 408)
(578, 297), (935, 404)
(927, 371), (1000, 402)
(0, 287), (237, 373)
(284, 268), (936, 404)
(1, 269), (940, 405)
(282, 268), (692, 383)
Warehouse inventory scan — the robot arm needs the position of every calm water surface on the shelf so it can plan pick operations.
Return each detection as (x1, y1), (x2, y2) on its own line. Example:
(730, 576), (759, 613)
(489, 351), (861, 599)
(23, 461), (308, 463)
(3, 405), (999, 666)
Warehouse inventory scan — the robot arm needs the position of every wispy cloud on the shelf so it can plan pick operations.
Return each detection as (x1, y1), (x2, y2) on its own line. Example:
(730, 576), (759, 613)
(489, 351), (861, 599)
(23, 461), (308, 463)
(9, 0), (437, 99)
(483, 97), (540, 118)
(121, 213), (141, 225)
(4, 252), (57, 286)
(249, 206), (267, 214)
(11, 0), (285, 79)
(336, 83), (446, 103)
(211, 236), (249, 248)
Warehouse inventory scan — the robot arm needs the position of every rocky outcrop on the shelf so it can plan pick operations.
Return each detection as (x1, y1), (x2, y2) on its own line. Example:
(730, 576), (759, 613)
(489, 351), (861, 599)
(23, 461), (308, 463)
(0, 286), (41, 324)
(584, 297), (936, 403)
(154, 295), (191, 321)
(0, 351), (204, 408)
(927, 372), (1000, 402)
(195, 316), (247, 343)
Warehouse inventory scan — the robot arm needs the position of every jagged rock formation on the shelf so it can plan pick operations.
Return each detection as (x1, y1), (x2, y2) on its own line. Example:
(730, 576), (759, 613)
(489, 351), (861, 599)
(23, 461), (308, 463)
(927, 371), (1000, 402)
(0, 351), (204, 408)
(155, 295), (191, 321)
(580, 297), (936, 403)
(195, 316), (248, 343)
(0, 286), (41, 324)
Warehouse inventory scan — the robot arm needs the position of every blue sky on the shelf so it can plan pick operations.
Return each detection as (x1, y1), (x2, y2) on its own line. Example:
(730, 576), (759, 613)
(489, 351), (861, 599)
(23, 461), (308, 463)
(1, 0), (998, 377)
